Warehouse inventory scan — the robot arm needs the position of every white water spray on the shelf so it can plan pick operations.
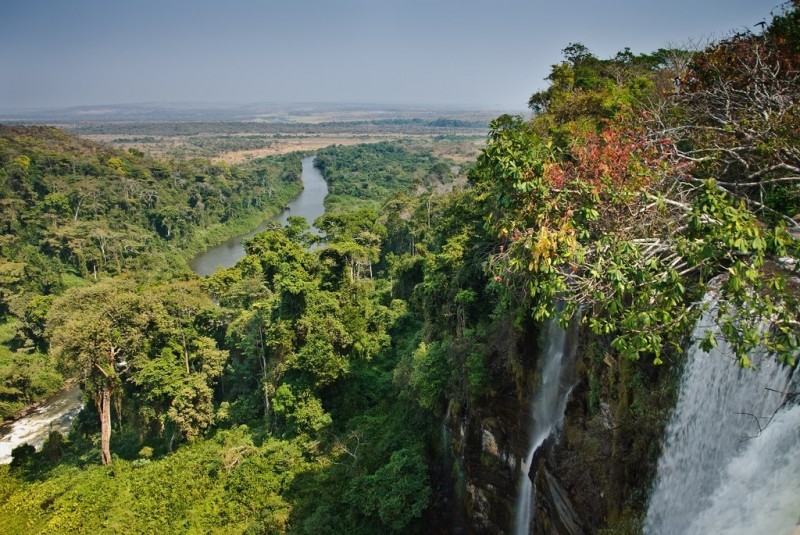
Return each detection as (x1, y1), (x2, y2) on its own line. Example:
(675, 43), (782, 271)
(645, 305), (799, 534)
(513, 317), (576, 535)
(0, 385), (83, 464)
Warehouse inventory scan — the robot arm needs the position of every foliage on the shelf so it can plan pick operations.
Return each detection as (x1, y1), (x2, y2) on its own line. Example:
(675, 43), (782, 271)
(651, 4), (800, 229)
(0, 125), (302, 281)
(345, 447), (431, 530)
(472, 20), (800, 366)
(208, 222), (400, 433)
(0, 427), (309, 534)
(0, 127), (442, 531)
(0, 318), (62, 419)
(314, 142), (456, 212)
(0, 125), (301, 410)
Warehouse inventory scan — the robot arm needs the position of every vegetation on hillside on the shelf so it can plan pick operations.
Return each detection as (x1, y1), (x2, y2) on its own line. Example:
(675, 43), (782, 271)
(1, 2), (798, 533)
(0, 125), (301, 418)
(388, 2), (800, 434)
(0, 129), (463, 532)
(313, 141), (458, 212)
(479, 11), (800, 367)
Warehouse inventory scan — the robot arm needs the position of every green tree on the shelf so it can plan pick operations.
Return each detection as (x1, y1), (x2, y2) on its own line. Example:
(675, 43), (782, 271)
(345, 448), (431, 531)
(47, 279), (157, 464)
(128, 281), (228, 445)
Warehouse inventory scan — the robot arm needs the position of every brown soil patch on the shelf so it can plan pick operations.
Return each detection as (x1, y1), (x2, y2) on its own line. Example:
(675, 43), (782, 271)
(211, 134), (422, 164)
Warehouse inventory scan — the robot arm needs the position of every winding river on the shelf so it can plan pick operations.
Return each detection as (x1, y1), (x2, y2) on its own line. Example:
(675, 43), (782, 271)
(189, 155), (328, 275)
(0, 155), (328, 463)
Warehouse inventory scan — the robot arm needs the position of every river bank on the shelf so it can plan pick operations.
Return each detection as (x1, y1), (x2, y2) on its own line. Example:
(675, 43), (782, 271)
(178, 179), (304, 266)
(0, 384), (83, 464)
(0, 379), (78, 426)
(0, 154), (330, 463)
(189, 155), (328, 275)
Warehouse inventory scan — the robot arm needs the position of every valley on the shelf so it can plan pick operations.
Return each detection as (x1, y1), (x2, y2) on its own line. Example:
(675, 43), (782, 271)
(1, 3), (799, 534)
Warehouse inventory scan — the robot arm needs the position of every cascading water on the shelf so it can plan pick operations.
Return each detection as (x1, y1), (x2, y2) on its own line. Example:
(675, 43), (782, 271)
(645, 303), (800, 534)
(0, 385), (83, 464)
(513, 316), (577, 535)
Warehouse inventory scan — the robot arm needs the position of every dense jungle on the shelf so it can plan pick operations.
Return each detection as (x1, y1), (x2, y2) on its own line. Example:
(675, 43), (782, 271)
(0, 2), (798, 533)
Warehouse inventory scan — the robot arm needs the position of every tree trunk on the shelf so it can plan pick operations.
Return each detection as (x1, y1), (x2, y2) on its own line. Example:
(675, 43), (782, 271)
(181, 329), (190, 375)
(97, 386), (112, 465)
(257, 325), (270, 425)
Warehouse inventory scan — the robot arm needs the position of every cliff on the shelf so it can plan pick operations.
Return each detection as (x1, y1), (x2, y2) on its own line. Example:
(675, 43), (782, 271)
(443, 320), (678, 533)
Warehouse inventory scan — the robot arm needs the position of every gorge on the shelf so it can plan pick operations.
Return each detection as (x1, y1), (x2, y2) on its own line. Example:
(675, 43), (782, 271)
(0, 155), (328, 464)
(1, 2), (799, 532)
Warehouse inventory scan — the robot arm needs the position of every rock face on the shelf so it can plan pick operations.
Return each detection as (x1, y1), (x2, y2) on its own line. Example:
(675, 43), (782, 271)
(446, 383), (521, 533)
(532, 466), (584, 535)
(443, 320), (676, 533)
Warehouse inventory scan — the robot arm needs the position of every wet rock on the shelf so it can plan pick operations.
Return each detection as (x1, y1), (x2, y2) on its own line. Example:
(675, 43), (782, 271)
(441, 317), (674, 533)
(481, 428), (499, 457)
(532, 465), (584, 535)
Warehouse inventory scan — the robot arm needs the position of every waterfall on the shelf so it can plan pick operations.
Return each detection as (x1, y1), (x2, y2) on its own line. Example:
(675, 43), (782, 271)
(513, 316), (577, 535)
(645, 304), (800, 534)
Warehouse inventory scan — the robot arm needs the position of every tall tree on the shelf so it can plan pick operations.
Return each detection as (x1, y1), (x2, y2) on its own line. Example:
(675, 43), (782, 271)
(47, 279), (157, 464)
(133, 280), (228, 445)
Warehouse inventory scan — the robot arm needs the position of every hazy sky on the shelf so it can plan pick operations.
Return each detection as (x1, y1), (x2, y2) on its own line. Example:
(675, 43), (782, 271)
(0, 0), (783, 110)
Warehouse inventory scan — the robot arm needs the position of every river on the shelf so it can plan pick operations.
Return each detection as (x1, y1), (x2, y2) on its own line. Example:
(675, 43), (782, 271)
(189, 155), (329, 276)
(0, 386), (83, 464)
(0, 155), (328, 464)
